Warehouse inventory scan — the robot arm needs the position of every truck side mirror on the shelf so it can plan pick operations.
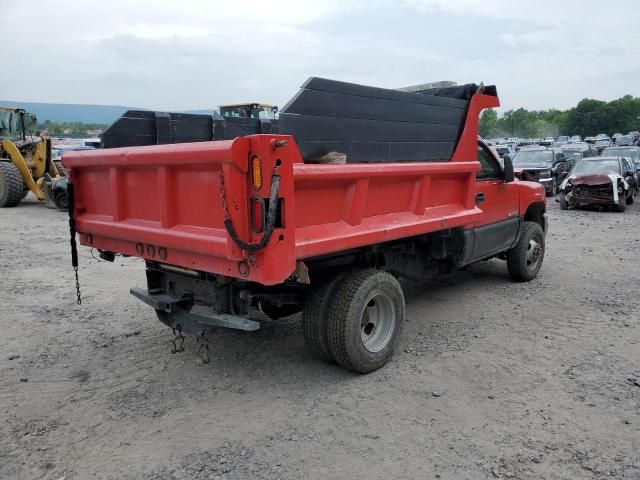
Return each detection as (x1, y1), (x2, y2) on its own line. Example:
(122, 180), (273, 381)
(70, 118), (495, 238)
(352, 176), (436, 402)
(503, 156), (515, 183)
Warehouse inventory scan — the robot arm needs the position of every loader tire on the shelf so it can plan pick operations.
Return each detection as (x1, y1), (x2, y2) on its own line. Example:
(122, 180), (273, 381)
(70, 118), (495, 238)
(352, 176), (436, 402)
(0, 162), (24, 207)
(506, 221), (545, 282)
(327, 269), (404, 373)
(301, 273), (346, 362)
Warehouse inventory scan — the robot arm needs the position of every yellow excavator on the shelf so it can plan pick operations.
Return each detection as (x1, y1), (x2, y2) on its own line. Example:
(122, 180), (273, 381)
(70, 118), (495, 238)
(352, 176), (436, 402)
(0, 106), (68, 210)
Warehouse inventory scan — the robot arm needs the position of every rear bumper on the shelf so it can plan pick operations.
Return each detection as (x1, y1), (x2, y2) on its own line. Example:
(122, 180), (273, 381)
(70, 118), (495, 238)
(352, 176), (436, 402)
(130, 287), (260, 333)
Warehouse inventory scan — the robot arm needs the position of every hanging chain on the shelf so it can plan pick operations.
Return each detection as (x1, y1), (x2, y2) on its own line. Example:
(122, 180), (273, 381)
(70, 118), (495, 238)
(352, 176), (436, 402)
(74, 266), (81, 305)
(68, 181), (82, 305)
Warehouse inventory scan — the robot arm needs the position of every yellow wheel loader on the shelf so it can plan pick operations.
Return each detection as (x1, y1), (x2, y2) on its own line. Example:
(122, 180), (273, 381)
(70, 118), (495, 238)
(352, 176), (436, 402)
(0, 106), (68, 210)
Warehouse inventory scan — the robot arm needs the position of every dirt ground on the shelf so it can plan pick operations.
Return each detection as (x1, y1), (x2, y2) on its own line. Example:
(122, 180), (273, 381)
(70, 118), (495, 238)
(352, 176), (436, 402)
(1, 193), (639, 480)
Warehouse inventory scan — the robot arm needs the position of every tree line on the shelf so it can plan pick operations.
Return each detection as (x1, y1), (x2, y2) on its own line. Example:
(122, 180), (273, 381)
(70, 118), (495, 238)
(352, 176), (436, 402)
(479, 94), (640, 139)
(37, 120), (108, 136)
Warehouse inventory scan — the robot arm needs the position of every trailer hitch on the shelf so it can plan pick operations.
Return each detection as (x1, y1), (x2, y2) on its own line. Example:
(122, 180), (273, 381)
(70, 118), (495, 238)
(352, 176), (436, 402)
(220, 165), (281, 254)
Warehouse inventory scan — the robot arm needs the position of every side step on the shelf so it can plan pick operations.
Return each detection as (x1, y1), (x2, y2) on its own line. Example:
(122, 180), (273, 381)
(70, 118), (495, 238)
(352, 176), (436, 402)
(130, 287), (260, 331)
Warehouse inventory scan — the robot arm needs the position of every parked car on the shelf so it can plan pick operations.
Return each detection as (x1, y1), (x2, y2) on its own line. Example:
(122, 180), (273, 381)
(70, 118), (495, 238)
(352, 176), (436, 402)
(626, 157), (640, 191)
(563, 142), (596, 158)
(603, 150), (640, 192)
(595, 138), (612, 154)
(601, 145), (640, 165)
(615, 135), (634, 146)
(559, 157), (636, 212)
(570, 135), (582, 143)
(495, 144), (516, 161)
(512, 148), (561, 196)
(556, 136), (570, 145)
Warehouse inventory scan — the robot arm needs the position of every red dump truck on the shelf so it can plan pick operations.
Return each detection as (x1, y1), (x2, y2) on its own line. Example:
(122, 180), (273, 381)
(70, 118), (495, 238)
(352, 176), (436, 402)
(64, 78), (547, 373)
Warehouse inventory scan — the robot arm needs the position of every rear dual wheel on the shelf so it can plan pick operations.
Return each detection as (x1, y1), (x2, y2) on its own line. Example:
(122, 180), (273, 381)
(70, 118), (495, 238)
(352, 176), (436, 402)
(303, 269), (405, 373)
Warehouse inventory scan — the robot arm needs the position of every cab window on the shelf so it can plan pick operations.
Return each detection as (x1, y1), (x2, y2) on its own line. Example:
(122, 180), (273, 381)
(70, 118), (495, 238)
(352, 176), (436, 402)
(476, 144), (502, 180)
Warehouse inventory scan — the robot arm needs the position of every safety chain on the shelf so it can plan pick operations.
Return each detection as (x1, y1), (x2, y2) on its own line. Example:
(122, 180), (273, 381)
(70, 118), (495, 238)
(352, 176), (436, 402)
(74, 267), (81, 305)
(171, 327), (185, 354)
(67, 182), (82, 305)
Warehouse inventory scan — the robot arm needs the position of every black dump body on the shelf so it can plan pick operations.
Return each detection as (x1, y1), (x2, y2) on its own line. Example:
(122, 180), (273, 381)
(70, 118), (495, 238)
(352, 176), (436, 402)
(101, 110), (278, 149)
(101, 77), (496, 163)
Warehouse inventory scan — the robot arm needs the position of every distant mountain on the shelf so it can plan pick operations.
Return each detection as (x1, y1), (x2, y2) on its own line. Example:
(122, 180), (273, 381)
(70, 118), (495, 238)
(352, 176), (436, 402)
(0, 101), (219, 125)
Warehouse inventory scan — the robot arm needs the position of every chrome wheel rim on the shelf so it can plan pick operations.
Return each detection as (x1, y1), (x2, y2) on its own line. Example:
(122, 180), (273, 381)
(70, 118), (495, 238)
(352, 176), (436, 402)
(360, 292), (396, 353)
(526, 238), (543, 270)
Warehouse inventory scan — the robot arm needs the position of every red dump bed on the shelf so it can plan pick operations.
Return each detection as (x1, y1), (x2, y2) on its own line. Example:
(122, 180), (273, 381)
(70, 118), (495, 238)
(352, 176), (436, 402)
(63, 93), (498, 285)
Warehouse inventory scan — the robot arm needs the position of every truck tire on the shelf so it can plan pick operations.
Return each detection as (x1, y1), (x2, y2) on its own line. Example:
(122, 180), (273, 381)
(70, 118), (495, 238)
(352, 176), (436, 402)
(0, 162), (24, 207)
(616, 197), (627, 212)
(54, 191), (69, 211)
(559, 195), (568, 210)
(506, 221), (545, 282)
(301, 273), (346, 362)
(327, 269), (405, 373)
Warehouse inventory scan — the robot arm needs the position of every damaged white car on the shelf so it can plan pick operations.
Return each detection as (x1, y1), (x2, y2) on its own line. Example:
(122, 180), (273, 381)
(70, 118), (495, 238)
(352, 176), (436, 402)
(559, 157), (636, 212)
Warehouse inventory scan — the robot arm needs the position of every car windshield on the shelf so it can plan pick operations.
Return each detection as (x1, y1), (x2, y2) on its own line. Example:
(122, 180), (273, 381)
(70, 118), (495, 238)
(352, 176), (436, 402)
(616, 136), (633, 145)
(572, 159), (620, 175)
(602, 147), (640, 160)
(512, 150), (553, 166)
(596, 139), (610, 146)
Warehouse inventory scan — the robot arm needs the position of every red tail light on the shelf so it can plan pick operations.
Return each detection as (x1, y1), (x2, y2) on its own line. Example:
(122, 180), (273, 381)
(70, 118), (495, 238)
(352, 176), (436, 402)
(251, 197), (265, 233)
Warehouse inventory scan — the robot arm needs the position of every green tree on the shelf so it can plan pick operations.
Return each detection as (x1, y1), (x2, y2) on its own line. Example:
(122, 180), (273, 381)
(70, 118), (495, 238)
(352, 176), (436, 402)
(479, 109), (498, 138)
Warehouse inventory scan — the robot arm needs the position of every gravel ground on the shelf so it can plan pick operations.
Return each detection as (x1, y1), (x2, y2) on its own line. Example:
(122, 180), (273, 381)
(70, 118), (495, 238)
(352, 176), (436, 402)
(1, 194), (639, 480)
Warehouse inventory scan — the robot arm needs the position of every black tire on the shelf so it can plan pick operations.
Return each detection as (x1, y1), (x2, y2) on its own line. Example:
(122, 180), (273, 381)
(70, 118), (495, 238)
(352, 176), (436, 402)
(559, 195), (568, 210)
(546, 182), (557, 197)
(626, 188), (634, 205)
(0, 162), (24, 207)
(616, 196), (627, 212)
(327, 269), (405, 373)
(301, 273), (346, 362)
(54, 191), (69, 211)
(506, 221), (545, 282)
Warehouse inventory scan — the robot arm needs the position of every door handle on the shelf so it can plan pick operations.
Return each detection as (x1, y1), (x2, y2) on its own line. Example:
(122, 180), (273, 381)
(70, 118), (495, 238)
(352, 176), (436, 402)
(475, 192), (485, 204)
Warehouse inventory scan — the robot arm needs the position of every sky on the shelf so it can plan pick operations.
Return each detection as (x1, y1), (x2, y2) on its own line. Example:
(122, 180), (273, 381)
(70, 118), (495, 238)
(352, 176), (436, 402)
(2, 0), (639, 112)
